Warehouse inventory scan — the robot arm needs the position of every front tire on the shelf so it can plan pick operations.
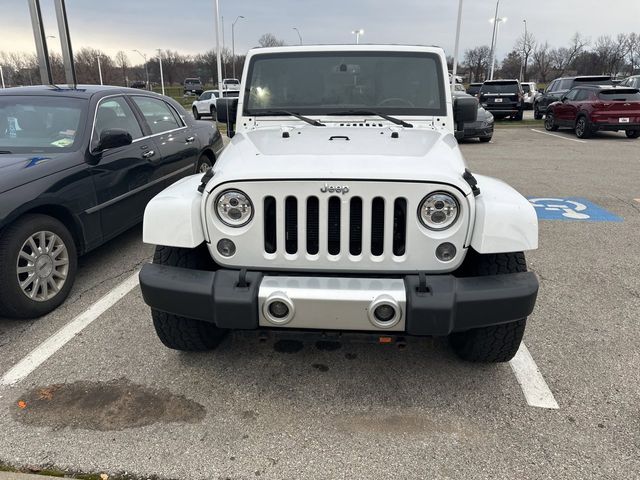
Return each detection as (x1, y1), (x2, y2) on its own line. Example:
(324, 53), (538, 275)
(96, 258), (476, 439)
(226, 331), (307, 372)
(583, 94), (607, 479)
(0, 214), (77, 319)
(449, 251), (528, 362)
(625, 130), (639, 139)
(151, 245), (226, 351)
(533, 103), (543, 120)
(192, 106), (201, 120)
(479, 135), (492, 143)
(210, 105), (217, 120)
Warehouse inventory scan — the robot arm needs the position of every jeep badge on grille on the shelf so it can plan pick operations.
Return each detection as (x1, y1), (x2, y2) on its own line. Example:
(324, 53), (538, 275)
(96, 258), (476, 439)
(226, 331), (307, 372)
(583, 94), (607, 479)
(320, 183), (350, 194)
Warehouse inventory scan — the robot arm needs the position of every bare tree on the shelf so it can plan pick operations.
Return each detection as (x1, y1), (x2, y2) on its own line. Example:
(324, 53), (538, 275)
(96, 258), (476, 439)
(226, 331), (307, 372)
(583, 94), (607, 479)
(532, 42), (553, 82)
(552, 32), (589, 76)
(463, 46), (491, 82)
(258, 33), (286, 48)
(115, 51), (129, 86)
(515, 31), (536, 81)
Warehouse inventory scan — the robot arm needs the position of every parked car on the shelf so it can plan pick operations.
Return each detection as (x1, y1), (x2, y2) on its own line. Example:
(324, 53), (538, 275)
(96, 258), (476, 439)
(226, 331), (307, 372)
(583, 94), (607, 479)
(183, 78), (204, 96)
(139, 44), (539, 363)
(619, 75), (640, 89)
(466, 83), (483, 96)
(453, 91), (494, 142)
(0, 85), (224, 319)
(521, 82), (538, 109)
(221, 78), (241, 91)
(479, 79), (524, 120)
(130, 81), (147, 89)
(544, 85), (640, 139)
(191, 89), (241, 120)
(533, 75), (613, 119)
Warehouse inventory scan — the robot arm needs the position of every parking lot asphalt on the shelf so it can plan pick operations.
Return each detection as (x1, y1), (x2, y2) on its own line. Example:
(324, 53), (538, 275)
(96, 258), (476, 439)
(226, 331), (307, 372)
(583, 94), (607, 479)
(1, 127), (639, 479)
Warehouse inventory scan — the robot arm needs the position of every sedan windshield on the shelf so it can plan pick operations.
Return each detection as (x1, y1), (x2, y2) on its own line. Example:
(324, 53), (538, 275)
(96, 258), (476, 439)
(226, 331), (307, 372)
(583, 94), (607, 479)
(244, 51), (446, 117)
(0, 95), (86, 154)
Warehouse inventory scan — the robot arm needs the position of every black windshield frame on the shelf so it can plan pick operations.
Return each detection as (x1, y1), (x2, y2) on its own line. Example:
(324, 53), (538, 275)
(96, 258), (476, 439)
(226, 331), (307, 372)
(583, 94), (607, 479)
(242, 51), (447, 117)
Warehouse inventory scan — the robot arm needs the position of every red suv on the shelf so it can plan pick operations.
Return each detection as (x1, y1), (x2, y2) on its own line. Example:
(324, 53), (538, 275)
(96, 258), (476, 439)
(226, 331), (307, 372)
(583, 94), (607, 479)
(545, 85), (640, 139)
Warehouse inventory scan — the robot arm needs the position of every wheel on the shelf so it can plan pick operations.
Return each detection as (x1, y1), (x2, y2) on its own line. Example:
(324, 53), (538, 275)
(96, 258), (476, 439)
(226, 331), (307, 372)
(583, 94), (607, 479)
(625, 130), (639, 139)
(575, 116), (592, 139)
(210, 105), (217, 120)
(449, 251), (528, 362)
(192, 106), (201, 120)
(533, 103), (543, 120)
(151, 245), (226, 351)
(514, 109), (524, 121)
(544, 112), (558, 131)
(479, 136), (492, 143)
(0, 214), (77, 319)
(196, 154), (213, 173)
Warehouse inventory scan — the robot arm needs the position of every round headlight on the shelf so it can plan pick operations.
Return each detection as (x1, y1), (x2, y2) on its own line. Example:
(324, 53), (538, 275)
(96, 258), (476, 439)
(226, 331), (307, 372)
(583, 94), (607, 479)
(418, 192), (460, 230)
(215, 189), (253, 227)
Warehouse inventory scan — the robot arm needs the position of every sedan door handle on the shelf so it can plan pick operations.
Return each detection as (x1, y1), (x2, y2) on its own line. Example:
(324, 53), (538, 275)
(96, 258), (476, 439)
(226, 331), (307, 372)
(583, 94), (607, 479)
(142, 150), (155, 158)
(185, 136), (196, 143)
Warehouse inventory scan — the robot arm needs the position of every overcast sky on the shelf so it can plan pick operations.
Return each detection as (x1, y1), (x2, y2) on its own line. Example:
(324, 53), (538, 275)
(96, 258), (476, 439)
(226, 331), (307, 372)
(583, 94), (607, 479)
(2, 0), (640, 66)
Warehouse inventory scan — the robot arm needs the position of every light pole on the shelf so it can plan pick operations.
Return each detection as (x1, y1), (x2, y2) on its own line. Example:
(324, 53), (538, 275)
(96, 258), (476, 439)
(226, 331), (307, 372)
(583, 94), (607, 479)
(451, 0), (464, 90)
(97, 53), (103, 85)
(133, 49), (150, 90)
(488, 0), (500, 80)
(352, 29), (364, 44)
(214, 0), (222, 89)
(157, 49), (165, 95)
(232, 15), (245, 80)
(489, 16), (507, 80)
(519, 19), (527, 82)
(0, 66), (5, 88)
(293, 27), (302, 45)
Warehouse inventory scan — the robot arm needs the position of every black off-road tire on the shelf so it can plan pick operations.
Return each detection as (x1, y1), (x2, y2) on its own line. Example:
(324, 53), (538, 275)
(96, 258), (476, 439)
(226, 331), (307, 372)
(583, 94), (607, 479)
(151, 245), (226, 351)
(625, 130), (639, 139)
(449, 251), (528, 363)
(0, 214), (77, 319)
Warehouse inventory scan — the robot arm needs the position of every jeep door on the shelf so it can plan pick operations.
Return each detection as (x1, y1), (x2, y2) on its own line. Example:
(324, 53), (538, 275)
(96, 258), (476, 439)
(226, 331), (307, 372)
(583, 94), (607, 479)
(87, 95), (163, 240)
(130, 95), (199, 187)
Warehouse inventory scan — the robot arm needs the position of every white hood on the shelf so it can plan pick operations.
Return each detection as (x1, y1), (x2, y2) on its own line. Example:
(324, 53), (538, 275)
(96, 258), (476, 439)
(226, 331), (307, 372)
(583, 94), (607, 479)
(207, 126), (471, 195)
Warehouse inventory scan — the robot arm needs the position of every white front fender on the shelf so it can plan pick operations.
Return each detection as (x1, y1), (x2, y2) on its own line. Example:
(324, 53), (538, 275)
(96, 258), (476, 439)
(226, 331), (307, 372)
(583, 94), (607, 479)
(143, 175), (206, 248)
(470, 174), (538, 254)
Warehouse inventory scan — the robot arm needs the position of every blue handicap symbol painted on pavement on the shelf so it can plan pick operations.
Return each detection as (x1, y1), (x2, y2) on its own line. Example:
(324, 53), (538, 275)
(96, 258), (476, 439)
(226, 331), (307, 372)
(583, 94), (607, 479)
(528, 197), (622, 222)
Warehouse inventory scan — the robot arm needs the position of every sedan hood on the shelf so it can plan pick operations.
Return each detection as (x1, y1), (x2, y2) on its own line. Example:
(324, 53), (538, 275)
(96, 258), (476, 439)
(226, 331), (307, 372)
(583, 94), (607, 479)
(0, 152), (81, 194)
(208, 126), (471, 195)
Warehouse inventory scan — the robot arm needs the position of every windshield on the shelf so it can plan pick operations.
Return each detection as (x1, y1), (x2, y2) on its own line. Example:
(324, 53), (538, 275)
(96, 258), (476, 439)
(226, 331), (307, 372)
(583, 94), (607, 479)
(224, 79), (240, 85)
(0, 95), (86, 153)
(481, 82), (519, 94)
(185, 79), (201, 84)
(244, 51), (446, 116)
(598, 90), (640, 101)
(223, 91), (240, 98)
(522, 85), (531, 93)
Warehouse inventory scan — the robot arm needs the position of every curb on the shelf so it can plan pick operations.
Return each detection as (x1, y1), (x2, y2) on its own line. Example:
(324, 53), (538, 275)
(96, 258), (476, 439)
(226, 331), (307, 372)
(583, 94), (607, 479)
(0, 474), (68, 480)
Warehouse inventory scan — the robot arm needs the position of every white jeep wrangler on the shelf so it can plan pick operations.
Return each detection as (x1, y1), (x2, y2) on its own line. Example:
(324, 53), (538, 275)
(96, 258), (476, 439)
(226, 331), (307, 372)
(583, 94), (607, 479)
(139, 45), (539, 362)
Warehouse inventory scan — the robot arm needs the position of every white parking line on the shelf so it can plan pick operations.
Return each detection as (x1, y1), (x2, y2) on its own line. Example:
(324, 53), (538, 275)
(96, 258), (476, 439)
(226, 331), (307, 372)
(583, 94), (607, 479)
(0, 272), (139, 387)
(509, 343), (559, 409)
(531, 128), (587, 144)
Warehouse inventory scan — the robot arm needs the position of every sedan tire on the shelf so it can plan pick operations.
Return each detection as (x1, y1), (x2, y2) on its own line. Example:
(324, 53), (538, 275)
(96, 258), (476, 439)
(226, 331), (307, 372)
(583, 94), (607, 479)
(0, 214), (77, 319)
(625, 130), (639, 139)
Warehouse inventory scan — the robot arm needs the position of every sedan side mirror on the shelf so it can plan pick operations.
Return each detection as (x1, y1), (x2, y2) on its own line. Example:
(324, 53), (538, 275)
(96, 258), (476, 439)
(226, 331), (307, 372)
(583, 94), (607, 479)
(95, 128), (133, 152)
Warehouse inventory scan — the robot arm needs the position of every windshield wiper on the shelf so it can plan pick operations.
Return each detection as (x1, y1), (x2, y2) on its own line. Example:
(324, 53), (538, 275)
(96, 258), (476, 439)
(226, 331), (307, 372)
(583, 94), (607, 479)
(329, 109), (413, 128)
(257, 110), (325, 126)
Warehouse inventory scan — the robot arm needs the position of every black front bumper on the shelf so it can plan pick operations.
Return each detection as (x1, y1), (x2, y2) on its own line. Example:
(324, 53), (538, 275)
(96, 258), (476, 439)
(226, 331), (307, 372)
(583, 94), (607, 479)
(139, 265), (539, 336)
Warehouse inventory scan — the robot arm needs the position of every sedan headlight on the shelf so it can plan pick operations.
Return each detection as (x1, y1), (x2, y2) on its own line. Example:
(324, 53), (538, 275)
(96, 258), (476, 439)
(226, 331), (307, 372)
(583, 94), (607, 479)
(215, 189), (253, 227)
(418, 192), (460, 230)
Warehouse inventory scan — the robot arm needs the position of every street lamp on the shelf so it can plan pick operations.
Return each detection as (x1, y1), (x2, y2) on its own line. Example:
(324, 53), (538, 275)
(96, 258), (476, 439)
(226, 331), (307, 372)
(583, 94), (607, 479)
(0, 66), (5, 88)
(96, 53), (103, 85)
(488, 16), (507, 80)
(231, 15), (245, 80)
(156, 48), (165, 96)
(132, 49), (150, 90)
(293, 27), (303, 45)
(352, 29), (364, 44)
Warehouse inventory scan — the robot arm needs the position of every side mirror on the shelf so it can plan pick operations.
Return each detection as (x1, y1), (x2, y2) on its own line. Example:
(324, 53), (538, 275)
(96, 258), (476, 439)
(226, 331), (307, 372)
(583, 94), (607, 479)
(453, 96), (478, 124)
(216, 98), (238, 138)
(95, 129), (132, 152)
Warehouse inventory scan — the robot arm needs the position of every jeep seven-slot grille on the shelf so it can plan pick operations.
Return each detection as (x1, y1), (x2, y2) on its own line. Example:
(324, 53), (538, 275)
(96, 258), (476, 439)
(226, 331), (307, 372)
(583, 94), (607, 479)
(263, 196), (407, 258)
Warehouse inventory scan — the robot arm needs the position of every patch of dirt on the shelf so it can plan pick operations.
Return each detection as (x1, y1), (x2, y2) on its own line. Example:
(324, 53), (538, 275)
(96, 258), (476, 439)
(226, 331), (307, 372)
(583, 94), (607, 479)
(13, 378), (206, 431)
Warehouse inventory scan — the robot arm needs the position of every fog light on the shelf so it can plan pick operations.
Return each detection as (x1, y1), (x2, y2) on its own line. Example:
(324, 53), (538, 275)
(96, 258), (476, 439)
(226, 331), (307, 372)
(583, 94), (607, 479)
(268, 301), (290, 319)
(374, 304), (396, 323)
(436, 242), (456, 262)
(217, 238), (236, 257)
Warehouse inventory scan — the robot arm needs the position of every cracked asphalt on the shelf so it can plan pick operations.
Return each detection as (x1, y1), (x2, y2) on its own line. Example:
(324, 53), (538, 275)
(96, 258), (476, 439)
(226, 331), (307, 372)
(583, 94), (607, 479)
(0, 127), (639, 479)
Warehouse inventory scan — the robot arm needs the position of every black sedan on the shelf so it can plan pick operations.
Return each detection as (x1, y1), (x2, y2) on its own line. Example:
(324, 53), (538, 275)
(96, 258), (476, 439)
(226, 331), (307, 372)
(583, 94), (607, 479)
(0, 85), (223, 319)
(453, 92), (494, 142)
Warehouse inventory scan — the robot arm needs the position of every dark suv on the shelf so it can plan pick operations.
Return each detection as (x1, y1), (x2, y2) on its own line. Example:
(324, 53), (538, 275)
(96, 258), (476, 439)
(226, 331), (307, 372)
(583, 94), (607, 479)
(533, 75), (613, 119)
(466, 83), (483, 96)
(183, 78), (204, 96)
(479, 80), (524, 120)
